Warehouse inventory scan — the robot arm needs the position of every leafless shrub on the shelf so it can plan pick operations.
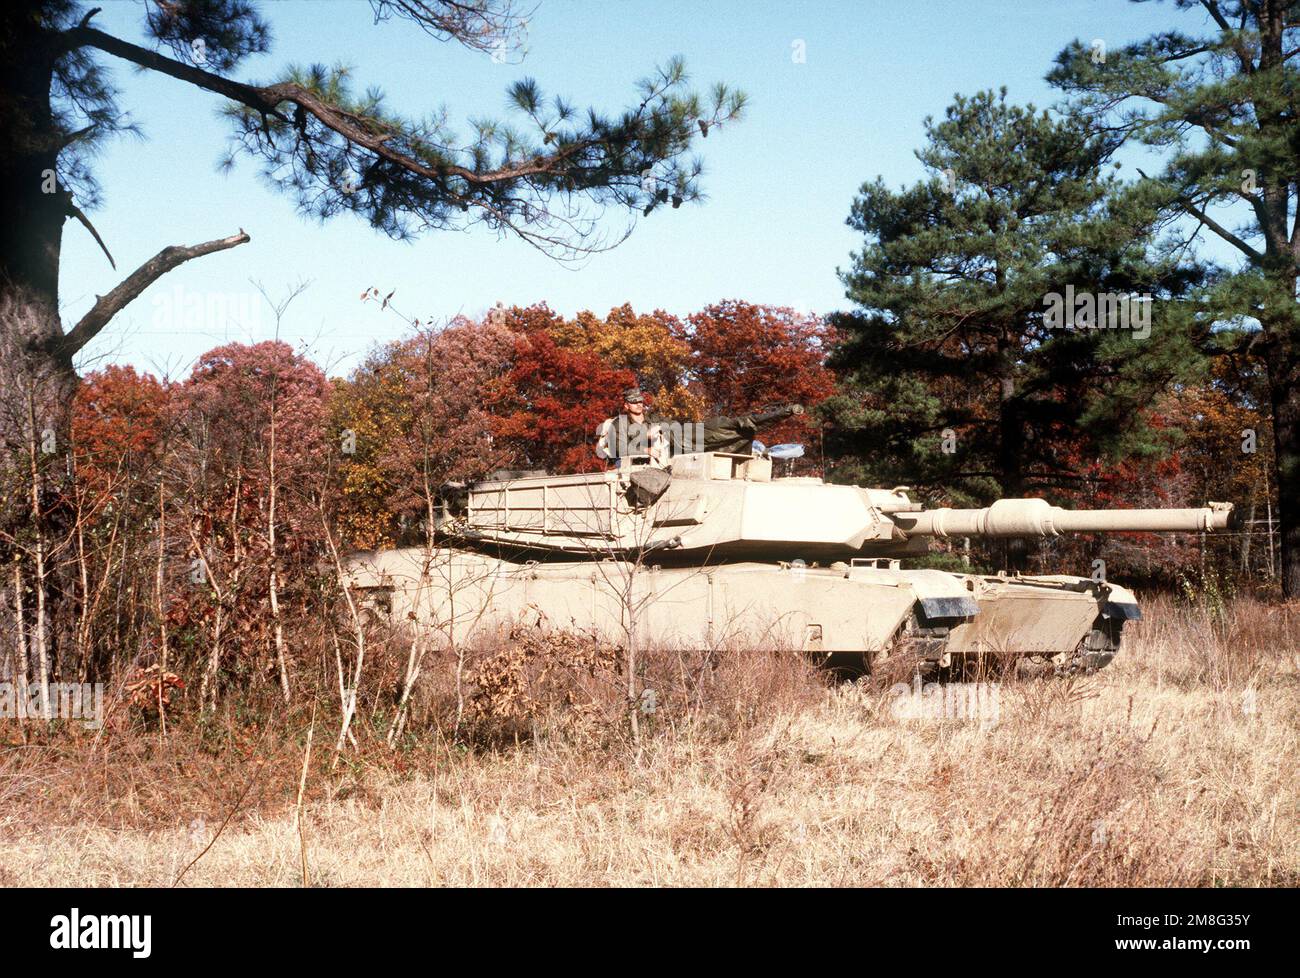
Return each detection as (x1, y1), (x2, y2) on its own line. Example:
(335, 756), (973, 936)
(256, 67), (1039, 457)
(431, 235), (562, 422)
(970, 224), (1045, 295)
(464, 626), (621, 746)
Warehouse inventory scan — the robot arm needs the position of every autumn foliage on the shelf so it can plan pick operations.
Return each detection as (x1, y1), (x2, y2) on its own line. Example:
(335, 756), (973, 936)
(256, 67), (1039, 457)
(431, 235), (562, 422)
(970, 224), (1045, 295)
(332, 299), (838, 543)
(492, 312), (636, 473)
(684, 301), (835, 449)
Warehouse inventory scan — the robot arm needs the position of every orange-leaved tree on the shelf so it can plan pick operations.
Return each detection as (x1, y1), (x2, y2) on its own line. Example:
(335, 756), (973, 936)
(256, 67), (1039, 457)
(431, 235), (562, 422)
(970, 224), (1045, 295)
(334, 315), (520, 549)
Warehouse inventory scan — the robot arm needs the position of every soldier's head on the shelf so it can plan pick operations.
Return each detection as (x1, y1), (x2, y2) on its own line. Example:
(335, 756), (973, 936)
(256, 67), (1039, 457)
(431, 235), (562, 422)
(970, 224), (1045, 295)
(621, 386), (646, 419)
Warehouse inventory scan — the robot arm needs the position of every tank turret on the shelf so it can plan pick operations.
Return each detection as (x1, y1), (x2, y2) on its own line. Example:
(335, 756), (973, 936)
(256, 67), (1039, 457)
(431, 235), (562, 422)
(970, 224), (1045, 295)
(449, 451), (1233, 561)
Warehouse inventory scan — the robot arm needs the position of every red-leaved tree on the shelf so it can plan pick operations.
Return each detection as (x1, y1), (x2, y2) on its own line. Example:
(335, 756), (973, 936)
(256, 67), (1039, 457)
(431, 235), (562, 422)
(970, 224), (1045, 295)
(492, 305), (635, 472)
(683, 301), (836, 449)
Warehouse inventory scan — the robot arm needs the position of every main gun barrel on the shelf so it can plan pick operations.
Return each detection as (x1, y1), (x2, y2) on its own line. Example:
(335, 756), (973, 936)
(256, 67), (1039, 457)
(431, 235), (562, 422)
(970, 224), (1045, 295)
(896, 498), (1234, 539)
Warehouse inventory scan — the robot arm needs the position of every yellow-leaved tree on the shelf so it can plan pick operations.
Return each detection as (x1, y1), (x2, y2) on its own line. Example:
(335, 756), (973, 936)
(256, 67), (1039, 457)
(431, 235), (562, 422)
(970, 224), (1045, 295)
(549, 304), (704, 420)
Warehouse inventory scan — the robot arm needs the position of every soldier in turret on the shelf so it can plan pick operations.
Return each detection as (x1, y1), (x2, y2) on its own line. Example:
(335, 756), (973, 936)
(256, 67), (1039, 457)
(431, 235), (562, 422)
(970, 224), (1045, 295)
(598, 389), (806, 466)
(595, 387), (670, 467)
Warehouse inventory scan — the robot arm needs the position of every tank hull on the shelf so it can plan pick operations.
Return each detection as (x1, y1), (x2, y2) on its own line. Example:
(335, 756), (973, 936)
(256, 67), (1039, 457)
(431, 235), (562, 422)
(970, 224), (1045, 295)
(343, 548), (1139, 673)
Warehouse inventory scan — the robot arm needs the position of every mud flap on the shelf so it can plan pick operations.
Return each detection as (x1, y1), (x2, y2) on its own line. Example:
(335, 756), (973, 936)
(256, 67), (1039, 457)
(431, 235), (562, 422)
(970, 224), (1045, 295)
(1077, 585), (1139, 672)
(1101, 599), (1142, 621)
(889, 573), (981, 668)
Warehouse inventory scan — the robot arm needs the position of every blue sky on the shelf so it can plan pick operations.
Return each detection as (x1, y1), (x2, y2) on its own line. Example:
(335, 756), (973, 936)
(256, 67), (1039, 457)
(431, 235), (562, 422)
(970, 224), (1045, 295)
(60, 0), (1202, 378)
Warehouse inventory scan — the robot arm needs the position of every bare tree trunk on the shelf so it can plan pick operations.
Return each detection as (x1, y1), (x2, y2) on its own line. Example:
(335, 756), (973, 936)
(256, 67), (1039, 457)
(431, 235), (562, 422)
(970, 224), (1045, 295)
(268, 405), (290, 704)
(620, 564), (642, 746)
(12, 564), (30, 727)
(321, 508), (366, 765)
(188, 523), (226, 714)
(156, 476), (169, 736)
(74, 491), (89, 682)
(1242, 500), (1256, 576)
(388, 510), (436, 746)
(252, 278), (309, 706)
(388, 629), (424, 747)
(626, 618), (640, 746)
(26, 392), (51, 720)
(1266, 342), (1300, 598)
(201, 606), (226, 714)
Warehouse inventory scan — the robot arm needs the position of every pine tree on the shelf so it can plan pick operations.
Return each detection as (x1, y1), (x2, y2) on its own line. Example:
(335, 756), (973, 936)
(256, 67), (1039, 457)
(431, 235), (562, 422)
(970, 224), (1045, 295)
(1049, 0), (1300, 595)
(827, 90), (1206, 566)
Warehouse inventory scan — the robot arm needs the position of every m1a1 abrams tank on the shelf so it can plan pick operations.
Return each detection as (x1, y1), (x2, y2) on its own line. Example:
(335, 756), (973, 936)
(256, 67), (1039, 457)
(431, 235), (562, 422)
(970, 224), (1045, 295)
(343, 423), (1235, 676)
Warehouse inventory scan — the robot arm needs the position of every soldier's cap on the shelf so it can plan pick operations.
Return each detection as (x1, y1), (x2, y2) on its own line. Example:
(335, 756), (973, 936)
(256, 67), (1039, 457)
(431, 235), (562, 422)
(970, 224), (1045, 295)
(621, 387), (645, 404)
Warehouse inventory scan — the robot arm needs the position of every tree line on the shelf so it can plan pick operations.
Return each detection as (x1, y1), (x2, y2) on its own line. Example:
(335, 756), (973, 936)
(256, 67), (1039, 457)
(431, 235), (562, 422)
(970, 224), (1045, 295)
(0, 285), (1268, 716)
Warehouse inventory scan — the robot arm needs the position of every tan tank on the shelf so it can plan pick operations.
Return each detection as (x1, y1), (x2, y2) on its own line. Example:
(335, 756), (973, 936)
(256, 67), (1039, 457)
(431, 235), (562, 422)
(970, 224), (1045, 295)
(343, 447), (1234, 675)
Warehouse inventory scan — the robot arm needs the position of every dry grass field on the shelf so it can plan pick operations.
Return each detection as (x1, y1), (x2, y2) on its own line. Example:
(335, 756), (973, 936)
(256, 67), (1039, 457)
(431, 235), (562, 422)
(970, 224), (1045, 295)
(1, 595), (1296, 887)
